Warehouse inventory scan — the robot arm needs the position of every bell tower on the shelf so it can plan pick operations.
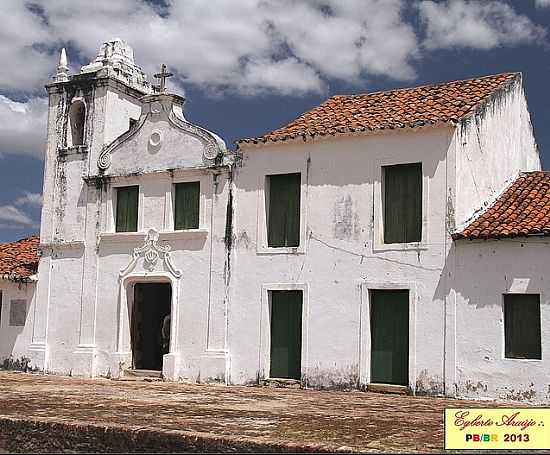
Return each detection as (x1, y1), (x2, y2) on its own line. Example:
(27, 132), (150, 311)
(29, 39), (153, 371)
(41, 39), (153, 242)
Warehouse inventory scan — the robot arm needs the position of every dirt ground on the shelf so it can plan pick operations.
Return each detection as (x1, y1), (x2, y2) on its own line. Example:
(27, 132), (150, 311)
(0, 371), (526, 453)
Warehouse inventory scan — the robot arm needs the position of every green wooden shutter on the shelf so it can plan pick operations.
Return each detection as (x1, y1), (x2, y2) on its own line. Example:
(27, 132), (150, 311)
(267, 173), (301, 247)
(270, 290), (302, 379)
(384, 163), (422, 243)
(116, 186), (138, 232)
(174, 182), (200, 230)
(370, 290), (409, 386)
(504, 294), (541, 359)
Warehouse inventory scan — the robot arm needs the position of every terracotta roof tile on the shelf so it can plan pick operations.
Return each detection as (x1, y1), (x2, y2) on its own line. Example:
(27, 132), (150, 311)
(0, 236), (39, 281)
(238, 72), (519, 145)
(453, 171), (550, 240)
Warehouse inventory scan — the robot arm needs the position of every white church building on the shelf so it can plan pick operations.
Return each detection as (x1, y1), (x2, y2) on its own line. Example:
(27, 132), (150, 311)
(1, 39), (549, 403)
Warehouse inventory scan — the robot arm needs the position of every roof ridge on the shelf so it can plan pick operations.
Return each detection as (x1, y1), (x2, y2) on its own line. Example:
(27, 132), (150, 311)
(330, 72), (520, 100)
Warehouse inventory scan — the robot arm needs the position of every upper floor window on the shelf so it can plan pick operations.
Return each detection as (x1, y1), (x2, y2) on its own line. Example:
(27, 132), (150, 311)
(383, 163), (422, 244)
(67, 99), (86, 147)
(174, 182), (200, 230)
(504, 294), (541, 360)
(267, 173), (301, 248)
(116, 186), (139, 232)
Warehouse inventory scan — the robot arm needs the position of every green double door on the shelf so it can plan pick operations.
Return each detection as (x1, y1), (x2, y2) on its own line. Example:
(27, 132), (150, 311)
(370, 290), (409, 386)
(270, 290), (302, 380)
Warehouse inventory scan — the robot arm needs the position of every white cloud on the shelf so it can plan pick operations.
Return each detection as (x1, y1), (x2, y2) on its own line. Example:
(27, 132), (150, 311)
(0, 1), (57, 94)
(14, 192), (43, 208)
(419, 0), (547, 50)
(239, 58), (324, 96)
(0, 205), (34, 226)
(536, 0), (550, 7)
(0, 0), (421, 98)
(0, 96), (48, 159)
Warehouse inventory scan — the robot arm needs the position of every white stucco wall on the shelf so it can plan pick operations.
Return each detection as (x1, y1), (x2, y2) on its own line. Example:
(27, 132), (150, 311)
(454, 75), (541, 228)
(0, 279), (36, 362)
(453, 238), (550, 403)
(230, 126), (456, 392)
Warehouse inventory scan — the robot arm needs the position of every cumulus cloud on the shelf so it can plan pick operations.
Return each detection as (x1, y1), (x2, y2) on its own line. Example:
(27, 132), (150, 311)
(1, 0), (547, 97)
(0, 95), (48, 159)
(536, 0), (550, 7)
(0, 0), (420, 97)
(419, 0), (547, 50)
(0, 1), (57, 94)
(14, 192), (43, 208)
(0, 205), (34, 227)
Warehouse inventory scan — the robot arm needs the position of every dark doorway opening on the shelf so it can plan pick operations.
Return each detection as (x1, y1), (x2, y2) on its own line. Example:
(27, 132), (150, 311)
(370, 289), (409, 386)
(131, 283), (172, 371)
(269, 290), (302, 380)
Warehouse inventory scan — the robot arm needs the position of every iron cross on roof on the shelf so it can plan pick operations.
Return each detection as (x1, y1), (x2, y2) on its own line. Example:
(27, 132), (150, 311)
(153, 64), (173, 93)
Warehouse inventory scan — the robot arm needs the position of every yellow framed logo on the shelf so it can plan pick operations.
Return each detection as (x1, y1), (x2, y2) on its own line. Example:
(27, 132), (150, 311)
(445, 408), (550, 450)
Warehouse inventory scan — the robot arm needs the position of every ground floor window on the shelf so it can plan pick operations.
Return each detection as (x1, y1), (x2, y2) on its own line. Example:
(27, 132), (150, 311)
(9, 299), (26, 327)
(504, 294), (541, 360)
(269, 290), (302, 380)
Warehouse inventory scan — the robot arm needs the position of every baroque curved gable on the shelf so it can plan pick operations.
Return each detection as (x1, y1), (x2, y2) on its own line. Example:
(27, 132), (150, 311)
(97, 94), (226, 174)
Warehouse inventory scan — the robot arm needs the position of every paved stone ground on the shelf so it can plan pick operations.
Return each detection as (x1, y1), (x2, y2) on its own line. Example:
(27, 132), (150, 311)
(0, 371), (528, 453)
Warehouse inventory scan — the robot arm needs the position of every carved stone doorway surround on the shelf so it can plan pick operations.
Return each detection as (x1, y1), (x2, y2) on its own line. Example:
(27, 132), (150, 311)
(110, 228), (182, 380)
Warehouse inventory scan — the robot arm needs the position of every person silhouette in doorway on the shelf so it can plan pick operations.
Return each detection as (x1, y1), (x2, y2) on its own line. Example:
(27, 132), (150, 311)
(161, 313), (171, 355)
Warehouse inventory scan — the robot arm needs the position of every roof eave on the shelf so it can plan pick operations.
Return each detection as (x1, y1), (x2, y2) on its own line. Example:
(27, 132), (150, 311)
(237, 121), (457, 149)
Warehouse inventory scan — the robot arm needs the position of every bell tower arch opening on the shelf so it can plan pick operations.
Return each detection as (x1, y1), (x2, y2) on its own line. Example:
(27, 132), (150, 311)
(67, 99), (86, 147)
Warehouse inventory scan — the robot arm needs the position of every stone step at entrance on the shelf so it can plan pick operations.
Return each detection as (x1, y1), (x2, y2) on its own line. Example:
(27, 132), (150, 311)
(261, 378), (301, 389)
(367, 383), (409, 395)
(117, 369), (163, 382)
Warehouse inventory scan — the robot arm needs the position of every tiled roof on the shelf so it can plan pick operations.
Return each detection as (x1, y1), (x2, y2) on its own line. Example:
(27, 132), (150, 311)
(238, 72), (519, 145)
(0, 236), (39, 281)
(453, 171), (550, 240)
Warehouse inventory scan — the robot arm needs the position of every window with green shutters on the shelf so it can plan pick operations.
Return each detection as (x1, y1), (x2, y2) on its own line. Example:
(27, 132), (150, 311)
(383, 163), (422, 244)
(174, 182), (200, 230)
(267, 173), (301, 248)
(115, 186), (139, 232)
(504, 294), (541, 360)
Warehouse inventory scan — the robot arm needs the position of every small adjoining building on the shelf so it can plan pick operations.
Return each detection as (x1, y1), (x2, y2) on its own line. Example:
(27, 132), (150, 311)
(0, 38), (548, 402)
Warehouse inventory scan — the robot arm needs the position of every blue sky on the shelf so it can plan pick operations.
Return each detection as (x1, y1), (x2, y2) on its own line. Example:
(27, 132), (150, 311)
(1, 0), (550, 242)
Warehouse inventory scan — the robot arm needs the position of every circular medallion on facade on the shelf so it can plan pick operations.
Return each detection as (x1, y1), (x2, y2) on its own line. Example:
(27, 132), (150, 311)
(149, 130), (162, 147)
(203, 143), (219, 160)
(150, 101), (162, 115)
